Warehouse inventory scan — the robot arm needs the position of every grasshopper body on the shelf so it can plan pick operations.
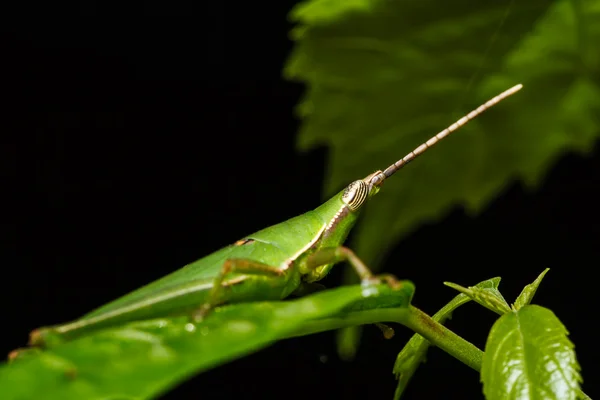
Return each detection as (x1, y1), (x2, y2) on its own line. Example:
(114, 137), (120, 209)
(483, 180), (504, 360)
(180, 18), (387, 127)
(46, 196), (355, 341)
(28, 84), (523, 348)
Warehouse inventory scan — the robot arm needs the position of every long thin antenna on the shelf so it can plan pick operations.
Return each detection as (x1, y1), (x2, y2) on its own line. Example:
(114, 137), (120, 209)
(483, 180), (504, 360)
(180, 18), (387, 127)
(379, 83), (523, 181)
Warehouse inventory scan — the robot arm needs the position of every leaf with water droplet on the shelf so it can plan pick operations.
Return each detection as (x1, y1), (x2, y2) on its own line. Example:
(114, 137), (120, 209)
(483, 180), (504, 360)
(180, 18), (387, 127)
(0, 283), (414, 400)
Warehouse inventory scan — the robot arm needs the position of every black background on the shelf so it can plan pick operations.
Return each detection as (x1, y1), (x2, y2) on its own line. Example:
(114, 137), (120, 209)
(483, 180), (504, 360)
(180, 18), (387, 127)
(2, 3), (599, 400)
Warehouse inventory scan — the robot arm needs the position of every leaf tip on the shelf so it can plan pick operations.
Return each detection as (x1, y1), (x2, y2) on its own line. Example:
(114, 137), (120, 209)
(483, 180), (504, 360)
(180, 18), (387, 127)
(443, 281), (468, 293)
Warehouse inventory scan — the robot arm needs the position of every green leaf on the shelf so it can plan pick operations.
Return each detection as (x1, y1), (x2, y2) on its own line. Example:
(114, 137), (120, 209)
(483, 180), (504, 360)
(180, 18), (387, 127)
(512, 268), (550, 310)
(286, 0), (600, 358)
(444, 281), (511, 315)
(577, 388), (593, 400)
(0, 283), (414, 400)
(481, 305), (581, 400)
(289, 0), (386, 25)
(286, 0), (600, 269)
(393, 277), (500, 399)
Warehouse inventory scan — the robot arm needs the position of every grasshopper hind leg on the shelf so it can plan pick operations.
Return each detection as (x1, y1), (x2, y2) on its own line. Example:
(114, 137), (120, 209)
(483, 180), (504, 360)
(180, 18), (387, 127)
(191, 258), (286, 322)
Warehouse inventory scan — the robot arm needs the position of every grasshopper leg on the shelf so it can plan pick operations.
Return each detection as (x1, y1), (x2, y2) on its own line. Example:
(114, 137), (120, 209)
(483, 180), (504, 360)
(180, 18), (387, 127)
(192, 258), (285, 322)
(303, 246), (402, 289)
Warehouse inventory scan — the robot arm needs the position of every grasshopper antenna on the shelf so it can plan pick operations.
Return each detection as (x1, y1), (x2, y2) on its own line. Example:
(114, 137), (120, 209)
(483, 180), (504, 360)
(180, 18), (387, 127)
(369, 83), (523, 187)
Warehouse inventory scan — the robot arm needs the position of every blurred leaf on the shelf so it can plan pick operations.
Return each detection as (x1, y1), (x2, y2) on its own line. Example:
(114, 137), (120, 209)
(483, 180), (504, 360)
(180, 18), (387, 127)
(481, 305), (581, 400)
(578, 388), (593, 400)
(286, 0), (600, 359)
(0, 283), (413, 400)
(512, 268), (550, 310)
(286, 0), (600, 267)
(444, 281), (510, 315)
(393, 277), (500, 399)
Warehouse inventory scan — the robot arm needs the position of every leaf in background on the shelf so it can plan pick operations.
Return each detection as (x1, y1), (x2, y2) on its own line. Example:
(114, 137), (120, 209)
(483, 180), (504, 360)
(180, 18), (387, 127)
(481, 305), (581, 400)
(512, 268), (550, 310)
(393, 277), (500, 399)
(0, 283), (413, 400)
(286, 0), (600, 269)
(286, 0), (600, 358)
(468, 0), (600, 203)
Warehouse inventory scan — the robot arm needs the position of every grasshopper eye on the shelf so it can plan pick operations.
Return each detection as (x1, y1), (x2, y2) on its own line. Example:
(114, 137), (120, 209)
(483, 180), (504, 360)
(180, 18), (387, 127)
(342, 180), (368, 211)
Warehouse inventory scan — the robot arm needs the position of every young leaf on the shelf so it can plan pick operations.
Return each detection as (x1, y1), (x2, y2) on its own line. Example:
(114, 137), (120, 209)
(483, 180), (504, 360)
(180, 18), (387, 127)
(0, 283), (413, 400)
(393, 277), (500, 399)
(443, 281), (510, 315)
(481, 305), (581, 400)
(512, 268), (550, 310)
(577, 388), (593, 400)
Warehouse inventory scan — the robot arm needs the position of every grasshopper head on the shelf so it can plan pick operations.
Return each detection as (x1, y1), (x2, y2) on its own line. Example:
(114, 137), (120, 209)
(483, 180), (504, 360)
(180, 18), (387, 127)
(340, 171), (385, 212)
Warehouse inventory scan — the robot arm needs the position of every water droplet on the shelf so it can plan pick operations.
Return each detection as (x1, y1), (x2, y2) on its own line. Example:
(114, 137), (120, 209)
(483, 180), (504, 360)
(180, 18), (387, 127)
(226, 320), (256, 334)
(361, 286), (379, 297)
(319, 355), (328, 363)
(184, 323), (196, 333)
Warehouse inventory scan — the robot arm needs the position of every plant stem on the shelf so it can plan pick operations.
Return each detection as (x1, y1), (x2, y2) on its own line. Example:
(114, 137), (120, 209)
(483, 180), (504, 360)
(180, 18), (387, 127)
(284, 305), (483, 371)
(403, 306), (482, 371)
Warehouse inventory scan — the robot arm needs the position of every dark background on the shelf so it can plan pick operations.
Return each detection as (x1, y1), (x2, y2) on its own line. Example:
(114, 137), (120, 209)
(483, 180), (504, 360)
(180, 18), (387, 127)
(2, 3), (599, 400)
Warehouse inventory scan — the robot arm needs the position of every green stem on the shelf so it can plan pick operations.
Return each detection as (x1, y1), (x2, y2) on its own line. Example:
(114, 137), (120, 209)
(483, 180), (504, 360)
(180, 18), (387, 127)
(284, 305), (483, 371)
(404, 306), (482, 371)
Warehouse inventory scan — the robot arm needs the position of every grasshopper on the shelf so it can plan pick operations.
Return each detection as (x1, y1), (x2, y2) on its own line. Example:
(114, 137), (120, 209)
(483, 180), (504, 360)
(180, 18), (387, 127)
(25, 83), (522, 349)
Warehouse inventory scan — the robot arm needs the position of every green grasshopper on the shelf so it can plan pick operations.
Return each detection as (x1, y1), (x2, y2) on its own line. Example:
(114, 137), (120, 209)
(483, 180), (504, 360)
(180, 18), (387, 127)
(25, 83), (522, 350)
